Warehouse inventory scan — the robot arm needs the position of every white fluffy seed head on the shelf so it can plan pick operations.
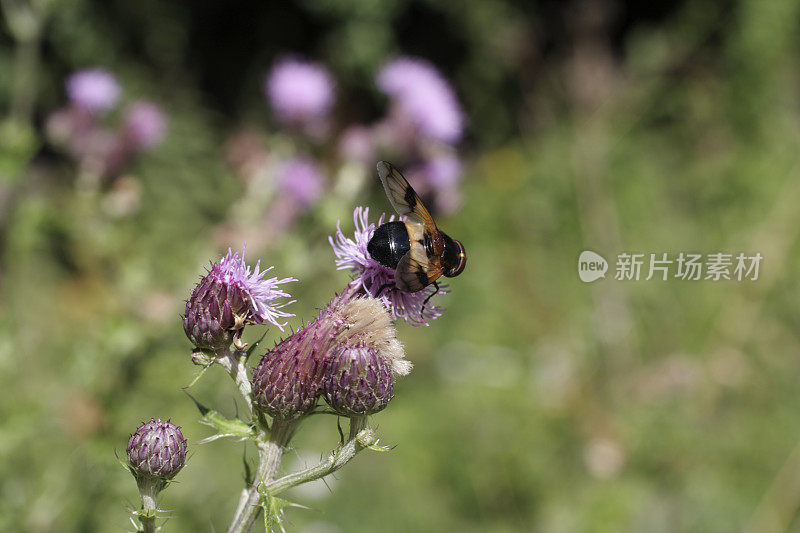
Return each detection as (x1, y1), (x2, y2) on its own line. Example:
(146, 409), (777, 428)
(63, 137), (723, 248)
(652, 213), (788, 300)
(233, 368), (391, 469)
(335, 297), (411, 376)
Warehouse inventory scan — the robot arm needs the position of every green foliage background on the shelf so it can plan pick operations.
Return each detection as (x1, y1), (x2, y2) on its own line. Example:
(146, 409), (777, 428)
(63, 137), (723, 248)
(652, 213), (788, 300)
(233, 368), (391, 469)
(2, 0), (800, 531)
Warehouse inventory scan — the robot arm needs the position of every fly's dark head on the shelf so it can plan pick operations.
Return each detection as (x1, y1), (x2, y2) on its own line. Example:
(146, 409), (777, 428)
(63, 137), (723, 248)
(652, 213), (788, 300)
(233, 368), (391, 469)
(441, 233), (466, 278)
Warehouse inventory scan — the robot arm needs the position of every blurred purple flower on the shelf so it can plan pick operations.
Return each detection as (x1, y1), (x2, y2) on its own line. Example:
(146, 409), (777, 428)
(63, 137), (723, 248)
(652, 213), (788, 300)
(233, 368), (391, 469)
(124, 101), (167, 150)
(338, 125), (375, 163)
(329, 206), (446, 326)
(424, 153), (462, 189)
(279, 158), (324, 207)
(66, 68), (121, 112)
(377, 57), (464, 144)
(265, 58), (335, 125)
(433, 184), (462, 215)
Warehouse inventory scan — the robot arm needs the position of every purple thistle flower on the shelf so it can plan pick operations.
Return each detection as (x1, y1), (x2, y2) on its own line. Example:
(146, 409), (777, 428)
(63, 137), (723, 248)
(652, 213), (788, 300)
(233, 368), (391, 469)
(265, 58), (335, 125)
(183, 245), (296, 351)
(127, 418), (187, 480)
(322, 343), (393, 415)
(124, 101), (167, 150)
(252, 292), (408, 420)
(329, 207), (447, 326)
(377, 57), (465, 144)
(213, 246), (296, 327)
(279, 157), (325, 207)
(66, 68), (121, 112)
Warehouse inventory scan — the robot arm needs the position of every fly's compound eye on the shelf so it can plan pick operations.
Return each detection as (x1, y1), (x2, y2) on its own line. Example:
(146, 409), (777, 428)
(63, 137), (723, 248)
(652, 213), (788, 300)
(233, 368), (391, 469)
(447, 240), (466, 277)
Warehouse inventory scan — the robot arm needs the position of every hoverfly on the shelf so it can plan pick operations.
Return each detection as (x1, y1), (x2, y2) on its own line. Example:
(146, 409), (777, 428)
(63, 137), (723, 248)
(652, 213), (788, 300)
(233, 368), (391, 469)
(367, 161), (466, 311)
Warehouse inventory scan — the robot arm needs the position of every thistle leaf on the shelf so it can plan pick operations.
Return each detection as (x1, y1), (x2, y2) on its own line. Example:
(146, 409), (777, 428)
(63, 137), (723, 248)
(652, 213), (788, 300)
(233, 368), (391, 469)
(184, 390), (211, 416)
(260, 491), (310, 532)
(185, 361), (213, 389)
(245, 331), (268, 361)
(367, 440), (395, 452)
(243, 451), (254, 486)
(185, 391), (255, 441)
(199, 409), (255, 440)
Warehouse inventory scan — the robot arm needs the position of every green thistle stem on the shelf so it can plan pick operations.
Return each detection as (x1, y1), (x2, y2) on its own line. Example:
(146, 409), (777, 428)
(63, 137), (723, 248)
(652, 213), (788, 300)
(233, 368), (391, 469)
(214, 347), (253, 417)
(264, 428), (376, 496)
(348, 414), (368, 440)
(135, 475), (162, 533)
(228, 418), (297, 533)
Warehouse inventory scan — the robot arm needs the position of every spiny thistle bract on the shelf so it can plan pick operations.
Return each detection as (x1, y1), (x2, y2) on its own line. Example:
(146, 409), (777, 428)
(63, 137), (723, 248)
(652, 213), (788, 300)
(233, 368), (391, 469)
(183, 246), (295, 351)
(250, 322), (329, 420)
(251, 293), (410, 420)
(127, 418), (187, 480)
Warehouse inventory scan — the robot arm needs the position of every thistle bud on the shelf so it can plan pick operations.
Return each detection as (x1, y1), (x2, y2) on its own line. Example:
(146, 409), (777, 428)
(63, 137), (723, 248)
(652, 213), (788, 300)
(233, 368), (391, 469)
(183, 247), (295, 352)
(251, 325), (327, 420)
(322, 344), (393, 415)
(183, 273), (238, 351)
(127, 418), (187, 481)
(252, 292), (409, 421)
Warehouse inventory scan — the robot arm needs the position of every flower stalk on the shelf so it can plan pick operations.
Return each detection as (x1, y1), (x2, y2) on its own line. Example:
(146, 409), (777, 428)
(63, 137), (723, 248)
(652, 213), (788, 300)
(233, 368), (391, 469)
(348, 414), (368, 440)
(228, 418), (298, 533)
(214, 346), (253, 417)
(264, 427), (377, 496)
(135, 475), (160, 533)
